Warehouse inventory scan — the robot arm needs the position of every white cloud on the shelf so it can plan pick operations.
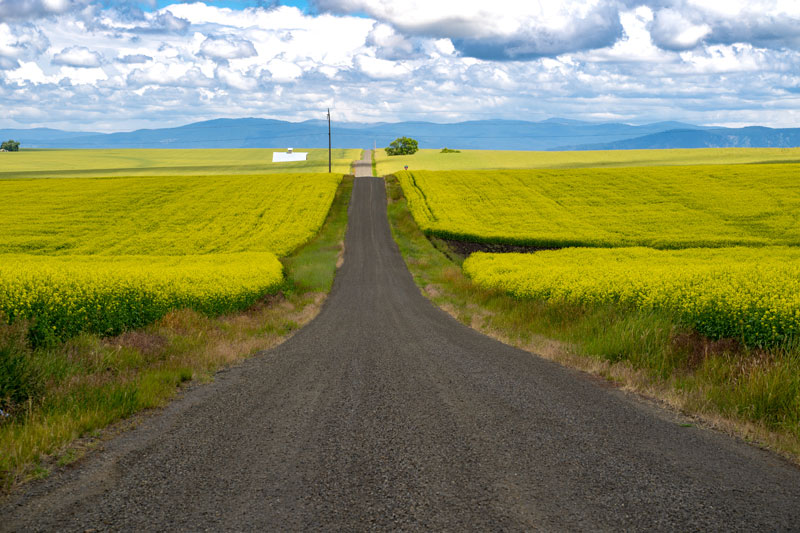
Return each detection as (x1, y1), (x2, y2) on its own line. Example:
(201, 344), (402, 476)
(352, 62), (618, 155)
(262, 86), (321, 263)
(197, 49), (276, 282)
(126, 11), (191, 34)
(0, 0), (88, 21)
(57, 64), (106, 83)
(52, 45), (102, 67)
(0, 1), (799, 131)
(127, 62), (213, 88)
(314, 0), (625, 59)
(0, 23), (49, 62)
(264, 58), (303, 82)
(215, 64), (258, 90)
(356, 54), (409, 79)
(649, 8), (711, 50)
(5, 59), (54, 83)
(366, 23), (417, 60)
(679, 43), (772, 74)
(648, 1), (800, 50)
(117, 54), (152, 64)
(316, 0), (800, 56)
(199, 35), (257, 61)
(582, 7), (671, 63)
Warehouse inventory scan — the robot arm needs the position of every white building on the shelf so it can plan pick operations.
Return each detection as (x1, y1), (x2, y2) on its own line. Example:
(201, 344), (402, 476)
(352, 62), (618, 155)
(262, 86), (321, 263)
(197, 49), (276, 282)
(272, 148), (308, 162)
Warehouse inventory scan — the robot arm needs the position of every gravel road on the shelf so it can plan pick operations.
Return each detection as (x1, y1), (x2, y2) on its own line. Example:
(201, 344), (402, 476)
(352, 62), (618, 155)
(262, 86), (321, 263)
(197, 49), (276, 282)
(4, 154), (800, 531)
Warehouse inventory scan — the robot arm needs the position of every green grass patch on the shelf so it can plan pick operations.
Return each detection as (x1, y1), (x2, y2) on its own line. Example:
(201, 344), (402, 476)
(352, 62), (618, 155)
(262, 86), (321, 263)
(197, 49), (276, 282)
(375, 147), (800, 175)
(0, 148), (360, 179)
(0, 176), (353, 491)
(385, 173), (800, 461)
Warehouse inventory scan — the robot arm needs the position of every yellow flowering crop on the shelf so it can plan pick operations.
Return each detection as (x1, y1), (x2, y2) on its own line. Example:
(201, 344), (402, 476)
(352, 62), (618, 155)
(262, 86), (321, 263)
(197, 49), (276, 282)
(464, 247), (800, 347)
(1, 173), (342, 257)
(0, 172), (343, 343)
(397, 165), (800, 249)
(0, 253), (283, 344)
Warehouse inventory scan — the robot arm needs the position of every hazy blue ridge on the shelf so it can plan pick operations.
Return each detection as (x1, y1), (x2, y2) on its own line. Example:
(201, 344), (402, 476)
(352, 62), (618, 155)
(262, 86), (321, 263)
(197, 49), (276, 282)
(3, 118), (798, 151)
(562, 127), (800, 150)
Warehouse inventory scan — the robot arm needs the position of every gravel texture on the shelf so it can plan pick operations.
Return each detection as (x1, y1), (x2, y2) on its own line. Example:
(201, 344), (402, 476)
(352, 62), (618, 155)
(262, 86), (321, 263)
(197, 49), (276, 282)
(3, 157), (800, 531)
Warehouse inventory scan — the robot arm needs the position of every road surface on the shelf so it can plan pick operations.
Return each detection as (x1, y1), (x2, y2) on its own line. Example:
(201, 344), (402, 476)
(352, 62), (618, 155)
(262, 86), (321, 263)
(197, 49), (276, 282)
(4, 153), (800, 531)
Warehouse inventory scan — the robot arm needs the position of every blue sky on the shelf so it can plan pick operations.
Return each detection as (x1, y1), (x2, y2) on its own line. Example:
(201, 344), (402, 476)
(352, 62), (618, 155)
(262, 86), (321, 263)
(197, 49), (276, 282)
(0, 1), (799, 131)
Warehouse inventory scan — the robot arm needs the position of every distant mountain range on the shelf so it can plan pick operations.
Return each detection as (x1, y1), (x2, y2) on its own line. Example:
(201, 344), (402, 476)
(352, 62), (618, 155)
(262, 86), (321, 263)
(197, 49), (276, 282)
(2, 118), (799, 151)
(565, 126), (800, 150)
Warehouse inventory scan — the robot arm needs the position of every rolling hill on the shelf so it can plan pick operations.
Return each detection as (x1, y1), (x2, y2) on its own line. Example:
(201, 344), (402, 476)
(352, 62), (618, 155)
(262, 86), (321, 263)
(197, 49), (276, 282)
(2, 118), (798, 151)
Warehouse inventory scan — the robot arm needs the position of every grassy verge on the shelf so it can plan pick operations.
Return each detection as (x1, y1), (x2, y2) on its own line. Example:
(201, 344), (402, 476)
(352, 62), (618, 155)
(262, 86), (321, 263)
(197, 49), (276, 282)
(0, 176), (353, 491)
(385, 173), (800, 462)
(371, 149), (377, 177)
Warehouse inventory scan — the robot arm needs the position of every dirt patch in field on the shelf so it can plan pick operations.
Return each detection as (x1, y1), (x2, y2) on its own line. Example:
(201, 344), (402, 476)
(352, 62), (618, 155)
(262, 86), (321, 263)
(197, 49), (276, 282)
(107, 331), (169, 356)
(671, 331), (744, 370)
(439, 238), (558, 258)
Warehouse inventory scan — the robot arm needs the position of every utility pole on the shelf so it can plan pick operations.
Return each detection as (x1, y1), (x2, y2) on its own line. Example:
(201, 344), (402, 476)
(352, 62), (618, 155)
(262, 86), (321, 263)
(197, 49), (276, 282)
(327, 108), (332, 173)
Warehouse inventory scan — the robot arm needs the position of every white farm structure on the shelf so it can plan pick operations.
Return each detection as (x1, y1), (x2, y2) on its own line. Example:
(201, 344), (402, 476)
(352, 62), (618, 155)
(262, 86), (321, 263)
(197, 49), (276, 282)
(272, 148), (308, 163)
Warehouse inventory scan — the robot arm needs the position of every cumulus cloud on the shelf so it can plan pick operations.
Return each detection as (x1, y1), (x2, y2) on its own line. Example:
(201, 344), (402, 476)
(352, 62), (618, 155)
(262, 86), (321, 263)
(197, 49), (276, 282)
(648, 2), (800, 50)
(356, 54), (410, 79)
(0, 22), (49, 63)
(52, 45), (102, 67)
(0, 0), (89, 21)
(649, 8), (711, 50)
(127, 63), (213, 88)
(1, 1), (800, 131)
(117, 53), (152, 64)
(314, 0), (625, 60)
(135, 11), (190, 34)
(199, 35), (257, 62)
(316, 0), (800, 57)
(366, 23), (419, 60)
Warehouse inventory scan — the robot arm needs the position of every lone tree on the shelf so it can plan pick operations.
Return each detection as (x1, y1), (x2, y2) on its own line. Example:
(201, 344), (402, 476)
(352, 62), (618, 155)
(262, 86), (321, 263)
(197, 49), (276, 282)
(385, 137), (418, 156)
(1, 140), (20, 151)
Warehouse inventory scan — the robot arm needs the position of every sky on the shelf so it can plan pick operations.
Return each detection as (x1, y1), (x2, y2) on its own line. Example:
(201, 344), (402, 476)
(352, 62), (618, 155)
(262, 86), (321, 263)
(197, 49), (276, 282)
(0, 0), (799, 132)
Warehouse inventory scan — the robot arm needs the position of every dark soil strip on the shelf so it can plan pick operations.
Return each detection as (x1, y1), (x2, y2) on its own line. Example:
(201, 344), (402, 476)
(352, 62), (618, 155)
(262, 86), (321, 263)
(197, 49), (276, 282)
(440, 237), (559, 258)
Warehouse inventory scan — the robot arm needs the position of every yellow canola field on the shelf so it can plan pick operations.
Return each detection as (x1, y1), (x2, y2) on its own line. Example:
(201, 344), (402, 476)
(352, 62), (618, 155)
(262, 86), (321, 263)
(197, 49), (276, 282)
(0, 253), (283, 344)
(463, 247), (800, 347)
(376, 147), (800, 175)
(397, 164), (800, 249)
(0, 148), (360, 179)
(1, 172), (343, 343)
(1, 173), (342, 257)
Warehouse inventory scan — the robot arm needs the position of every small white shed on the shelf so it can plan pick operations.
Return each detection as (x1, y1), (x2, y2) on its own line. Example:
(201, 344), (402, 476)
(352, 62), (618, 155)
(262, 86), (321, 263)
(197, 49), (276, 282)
(272, 148), (308, 162)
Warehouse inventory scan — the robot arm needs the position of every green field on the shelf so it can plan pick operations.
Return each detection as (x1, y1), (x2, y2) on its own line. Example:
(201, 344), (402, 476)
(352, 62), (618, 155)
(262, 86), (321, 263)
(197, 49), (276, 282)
(376, 147), (800, 174)
(397, 164), (800, 249)
(0, 148), (361, 178)
(1, 172), (344, 343)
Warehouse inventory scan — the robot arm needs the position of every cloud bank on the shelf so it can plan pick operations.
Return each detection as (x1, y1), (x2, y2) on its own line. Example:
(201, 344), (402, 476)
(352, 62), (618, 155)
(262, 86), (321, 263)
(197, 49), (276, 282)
(0, 0), (798, 132)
